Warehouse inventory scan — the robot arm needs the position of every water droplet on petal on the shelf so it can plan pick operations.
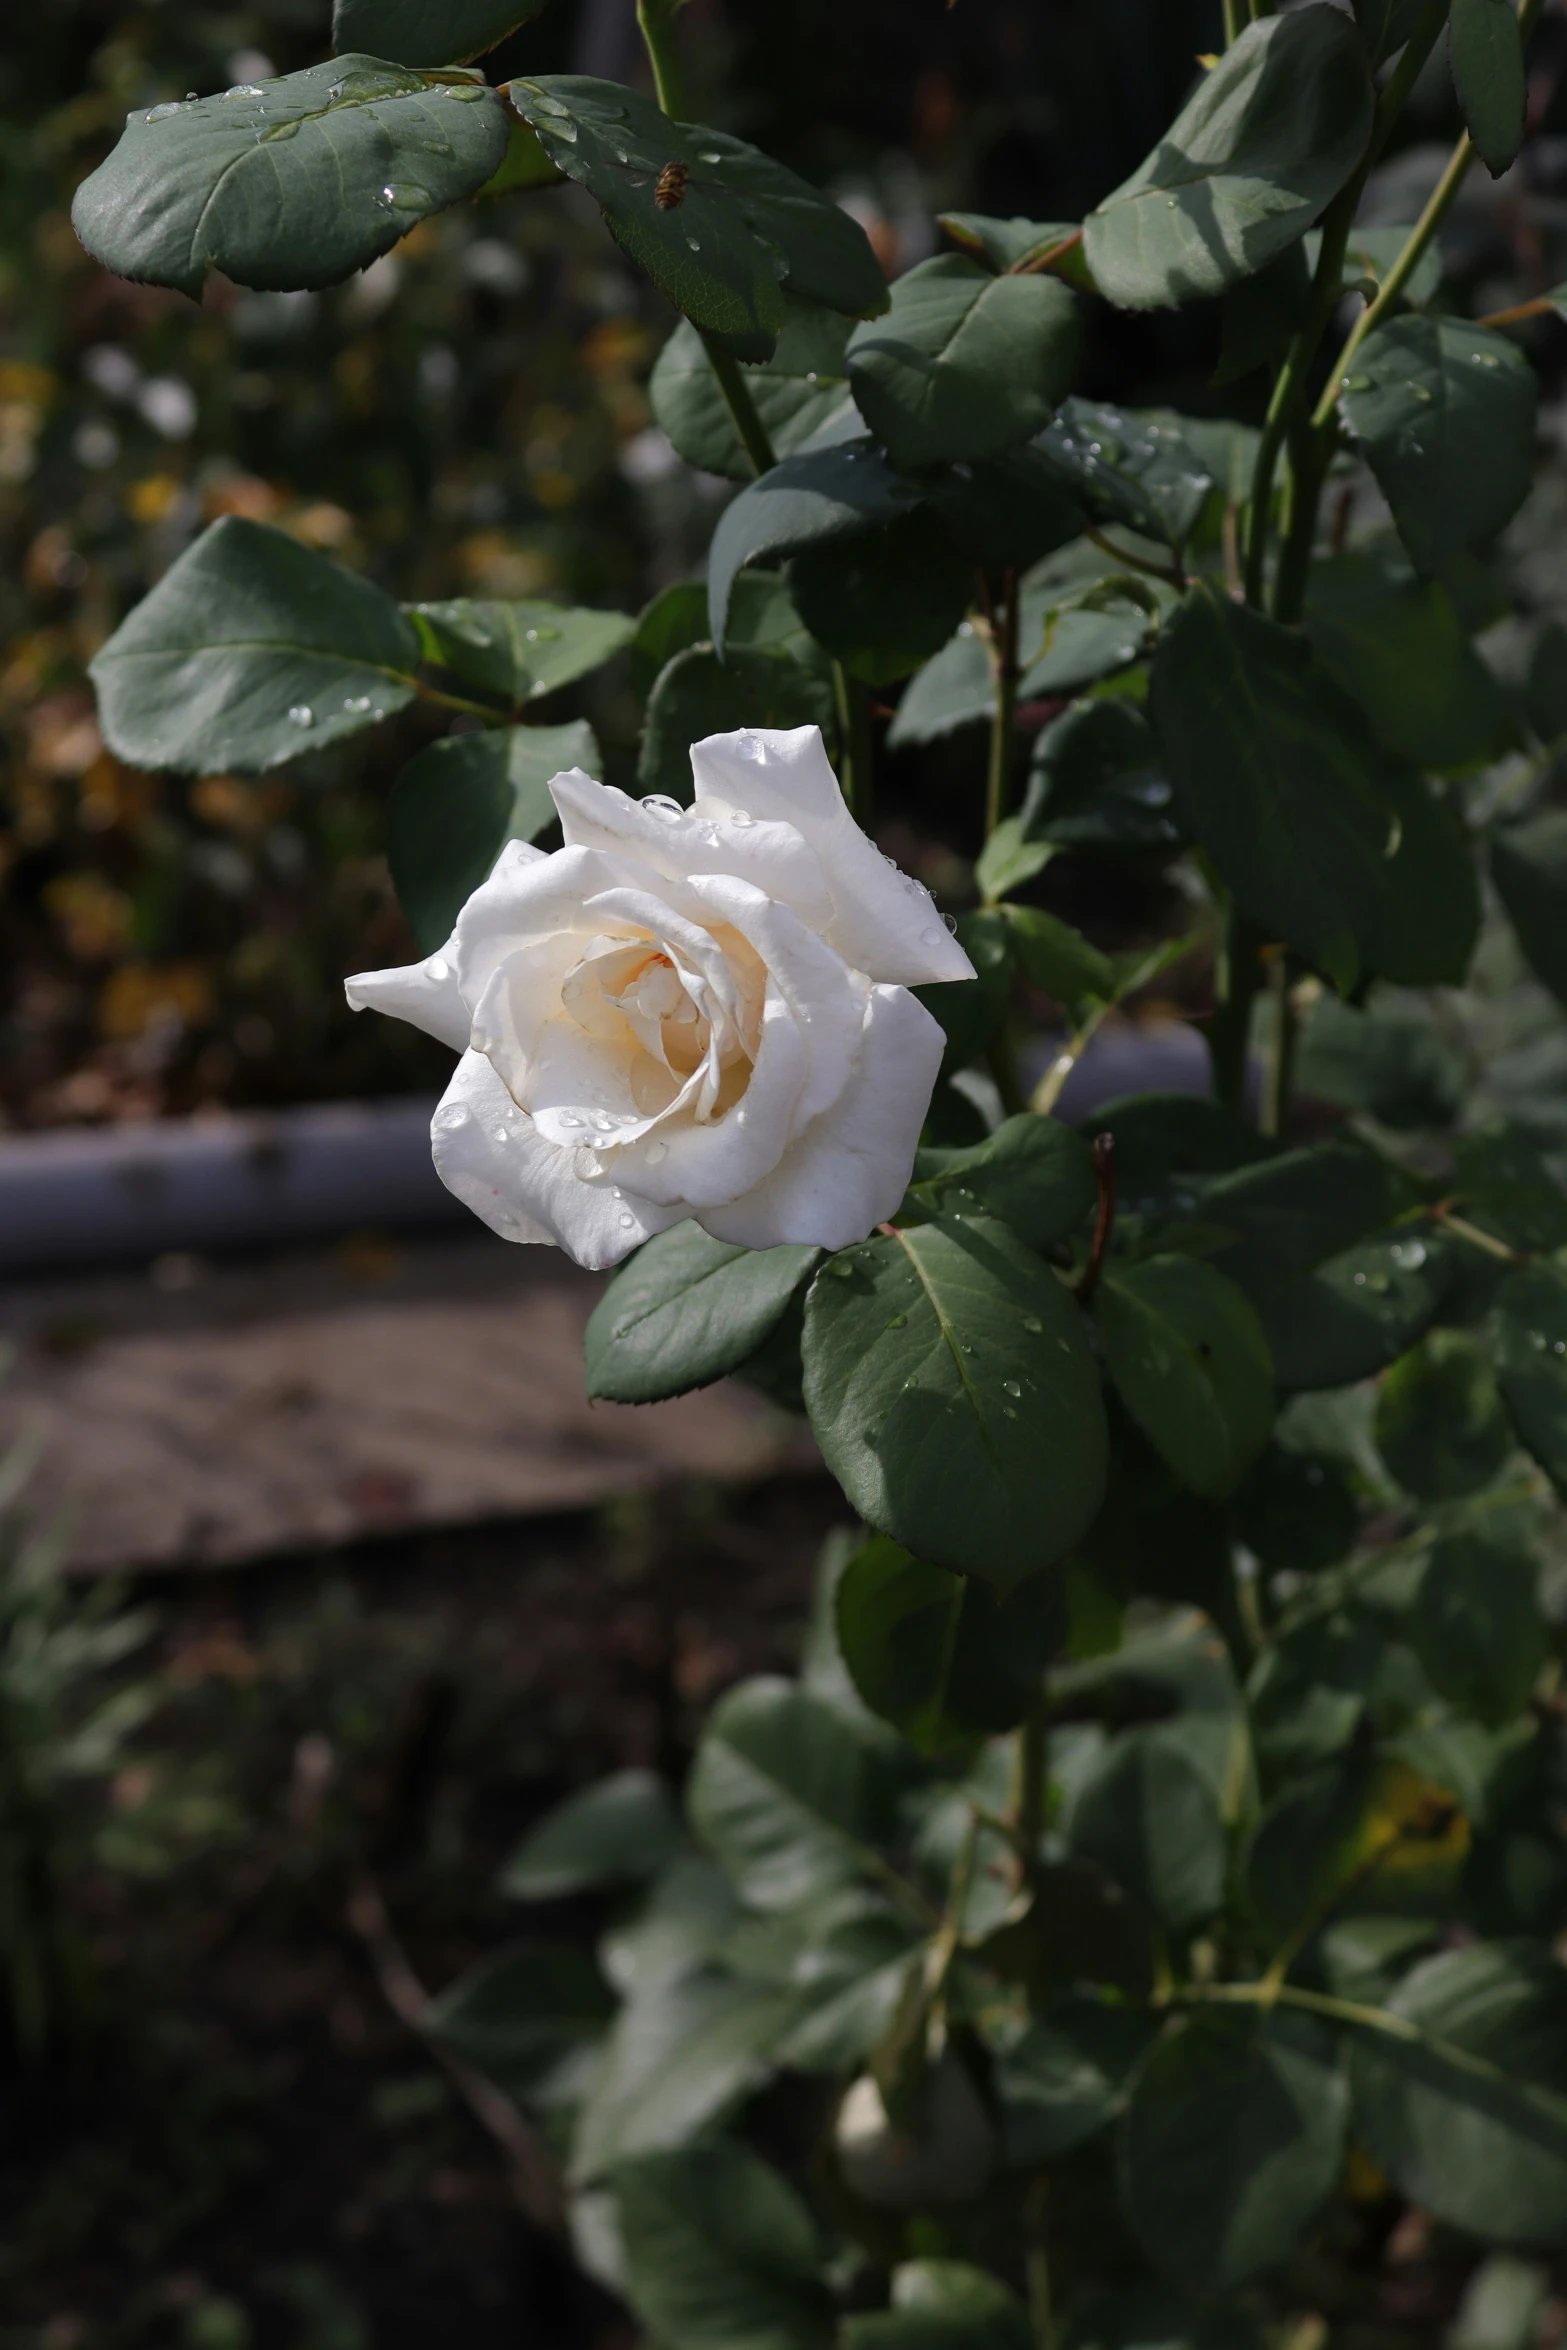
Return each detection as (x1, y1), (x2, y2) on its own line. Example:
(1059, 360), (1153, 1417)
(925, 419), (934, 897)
(728, 809), (755, 828)
(425, 955), (450, 980)
(734, 731), (767, 763)
(645, 1139), (668, 1163)
(641, 794), (684, 821)
(559, 1112), (584, 1130)
(432, 1102), (470, 1133)
(619, 1211), (636, 1228)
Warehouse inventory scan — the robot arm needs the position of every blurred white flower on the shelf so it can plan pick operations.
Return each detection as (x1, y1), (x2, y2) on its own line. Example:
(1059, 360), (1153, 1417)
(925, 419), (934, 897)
(346, 725), (973, 1269)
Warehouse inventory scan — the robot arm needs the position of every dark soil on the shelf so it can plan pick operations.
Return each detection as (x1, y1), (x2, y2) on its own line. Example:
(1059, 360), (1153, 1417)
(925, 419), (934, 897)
(0, 1474), (846, 2350)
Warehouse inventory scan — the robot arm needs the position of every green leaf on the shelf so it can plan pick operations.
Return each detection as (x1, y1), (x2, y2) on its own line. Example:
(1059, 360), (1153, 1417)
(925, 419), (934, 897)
(843, 2264), (1033, 2350)
(477, 117), (563, 197)
(1492, 814), (1567, 1012)
(909, 1115), (1098, 1249)
(584, 1225), (820, 1405)
(630, 573), (816, 701)
(1150, 583), (1480, 991)
(1020, 596), (1161, 699)
(650, 305), (854, 481)
(499, 1769), (685, 1901)
(777, 1907), (924, 2072)
(1237, 1444), (1358, 1575)
(333, 0), (549, 63)
(1450, 0), (1528, 177)
(1252, 1226), (1455, 1393)
(994, 1993), (1154, 2164)
(1348, 1941), (1567, 2242)
(615, 2146), (833, 2350)
(1295, 994), (1467, 1131)
(1457, 1124), (1567, 1255)
(834, 1537), (1062, 1754)
(938, 213), (1087, 279)
(1083, 12), (1374, 311)
(974, 821), (1055, 905)
(88, 516), (419, 775)
(1339, 318), (1537, 574)
(1121, 2008), (1349, 2291)
(844, 254), (1080, 471)
(1021, 700), (1183, 858)
(925, 443), (1086, 573)
(1304, 552), (1512, 771)
(687, 1677), (903, 1912)
(1096, 1092), (1274, 1216)
(570, 1966), (794, 2182)
(1066, 1727), (1228, 1932)
(887, 626), (994, 748)
(388, 719), (597, 954)
(915, 908), (1014, 1077)
(1001, 905), (1118, 1003)
(1245, 1748), (1399, 1949)
(410, 599), (634, 705)
(421, 1940), (612, 2095)
(708, 443), (924, 651)
(71, 59), (509, 299)
(1494, 1261), (1567, 1487)
(802, 1216), (1108, 1588)
(1096, 1256), (1275, 1501)
(1412, 1534), (1547, 1724)
(1035, 401), (1213, 550)
(509, 77), (888, 362)
(1375, 1331), (1512, 1502)
(639, 643), (836, 801)
(1355, 0), (1435, 63)
(789, 510), (971, 687)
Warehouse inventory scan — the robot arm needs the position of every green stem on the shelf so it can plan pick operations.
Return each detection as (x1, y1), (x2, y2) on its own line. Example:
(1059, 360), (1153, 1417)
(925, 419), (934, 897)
(1271, 421), (1336, 624)
(1260, 954), (1298, 1141)
(1208, 901), (1263, 1117)
(1222, 0), (1245, 41)
(415, 680), (512, 723)
(698, 333), (777, 475)
(1241, 0), (1450, 604)
(635, 0), (688, 118)
(985, 569), (1021, 838)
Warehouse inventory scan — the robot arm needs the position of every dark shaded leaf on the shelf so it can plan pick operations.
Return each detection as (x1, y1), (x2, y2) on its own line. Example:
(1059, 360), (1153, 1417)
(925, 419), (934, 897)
(422, 1940), (612, 2095)
(1304, 552), (1512, 771)
(843, 2262), (1033, 2350)
(333, 0), (549, 63)
(707, 442), (924, 651)
(835, 1537), (1062, 1753)
(1151, 584), (1479, 991)
(1492, 814), (1567, 1012)
(1022, 699), (1184, 858)
(1253, 1225), (1455, 1393)
(1035, 400), (1214, 549)
(1339, 317), (1537, 573)
(789, 509), (971, 686)
(1494, 1261), (1567, 1488)
(1096, 1256), (1275, 1500)
(1450, 0), (1528, 176)
(1067, 1727), (1228, 1932)
(1295, 994), (1467, 1131)
(638, 642), (836, 801)
(1456, 1123), (1567, 1255)
(993, 1997), (1154, 2167)
(410, 598), (634, 705)
(1412, 1535), (1547, 1725)
(72, 59), (509, 298)
(908, 1115), (1099, 1249)
(570, 1966), (794, 2181)
(1237, 1444), (1359, 1574)
(1121, 2008), (1349, 2291)
(1375, 1331), (1512, 1501)
(1083, 12), (1374, 311)
(389, 719), (597, 953)
(802, 1216), (1108, 1587)
(88, 516), (419, 774)
(938, 212), (1087, 277)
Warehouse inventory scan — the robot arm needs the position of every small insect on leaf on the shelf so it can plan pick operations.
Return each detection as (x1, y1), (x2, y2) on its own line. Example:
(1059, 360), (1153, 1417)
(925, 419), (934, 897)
(655, 160), (690, 210)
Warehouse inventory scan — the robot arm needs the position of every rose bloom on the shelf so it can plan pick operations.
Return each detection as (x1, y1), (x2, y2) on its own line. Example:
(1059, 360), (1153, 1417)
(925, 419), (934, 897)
(346, 725), (974, 1269)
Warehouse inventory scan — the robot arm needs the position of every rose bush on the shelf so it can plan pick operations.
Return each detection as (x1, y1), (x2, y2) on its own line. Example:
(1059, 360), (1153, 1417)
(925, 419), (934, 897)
(345, 724), (972, 1268)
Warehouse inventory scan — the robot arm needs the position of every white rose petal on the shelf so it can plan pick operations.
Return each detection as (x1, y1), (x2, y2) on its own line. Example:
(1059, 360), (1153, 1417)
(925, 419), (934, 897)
(345, 725), (974, 1270)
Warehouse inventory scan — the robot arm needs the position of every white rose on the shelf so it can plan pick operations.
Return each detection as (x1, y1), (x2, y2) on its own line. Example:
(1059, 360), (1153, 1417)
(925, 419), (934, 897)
(345, 724), (974, 1271)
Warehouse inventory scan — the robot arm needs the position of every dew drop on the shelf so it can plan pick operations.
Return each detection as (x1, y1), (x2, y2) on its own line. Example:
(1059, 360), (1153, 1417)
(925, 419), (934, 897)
(493, 1128), (510, 1143)
(146, 101), (185, 121)
(1003, 1378), (1022, 1398)
(735, 731), (767, 763)
(645, 1139), (668, 1163)
(687, 236), (702, 251)
(445, 81), (489, 100)
(559, 1111), (585, 1130)
(425, 955), (450, 981)
(619, 1212), (636, 1229)
(224, 84), (265, 99)
(1002, 1406), (1018, 1420)
(344, 694), (372, 713)
(641, 794), (685, 821)
(700, 150), (722, 163)
(287, 704), (313, 726)
(919, 926), (942, 946)
(381, 182), (432, 209)
(728, 809), (756, 828)
(432, 1102), (470, 1133)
